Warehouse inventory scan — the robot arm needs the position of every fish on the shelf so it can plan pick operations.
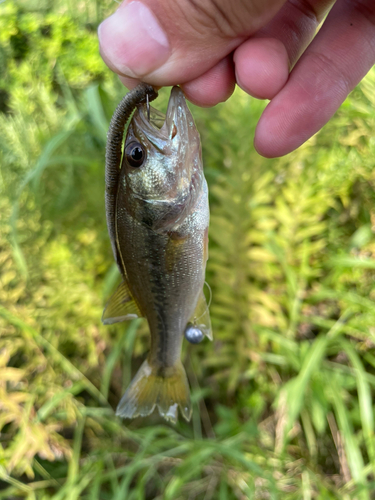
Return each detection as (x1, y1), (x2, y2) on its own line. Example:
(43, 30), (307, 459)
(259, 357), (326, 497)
(103, 84), (212, 423)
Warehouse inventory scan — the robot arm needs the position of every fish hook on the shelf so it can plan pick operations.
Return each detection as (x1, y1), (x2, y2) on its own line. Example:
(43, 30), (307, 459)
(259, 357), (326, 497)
(146, 93), (150, 122)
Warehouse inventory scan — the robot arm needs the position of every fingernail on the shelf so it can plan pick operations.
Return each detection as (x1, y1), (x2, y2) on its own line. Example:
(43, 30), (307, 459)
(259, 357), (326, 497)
(98, 1), (170, 78)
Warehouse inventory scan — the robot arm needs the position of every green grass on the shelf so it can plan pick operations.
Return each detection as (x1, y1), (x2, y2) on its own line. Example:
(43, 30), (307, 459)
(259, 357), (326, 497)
(1, 0), (375, 498)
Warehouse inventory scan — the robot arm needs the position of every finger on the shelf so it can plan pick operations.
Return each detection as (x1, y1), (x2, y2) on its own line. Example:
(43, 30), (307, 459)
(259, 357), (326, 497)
(100, 49), (143, 90)
(234, 0), (335, 99)
(234, 38), (289, 99)
(254, 0), (375, 158)
(119, 58), (235, 107)
(118, 59), (236, 107)
(181, 56), (236, 107)
(118, 75), (141, 90)
(98, 0), (287, 86)
(257, 0), (335, 66)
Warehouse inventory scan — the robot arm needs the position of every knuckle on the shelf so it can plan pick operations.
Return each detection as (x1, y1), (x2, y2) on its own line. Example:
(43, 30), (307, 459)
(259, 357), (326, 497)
(183, 0), (250, 38)
(348, 0), (375, 61)
(307, 51), (351, 96)
(288, 0), (319, 23)
(288, 0), (334, 24)
(350, 0), (375, 27)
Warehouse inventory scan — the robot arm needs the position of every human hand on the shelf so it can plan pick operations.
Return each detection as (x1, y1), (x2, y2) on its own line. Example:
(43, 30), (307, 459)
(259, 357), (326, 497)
(98, 0), (375, 158)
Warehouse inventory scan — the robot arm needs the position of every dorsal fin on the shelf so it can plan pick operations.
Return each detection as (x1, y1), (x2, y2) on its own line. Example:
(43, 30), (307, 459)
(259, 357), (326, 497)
(102, 281), (142, 325)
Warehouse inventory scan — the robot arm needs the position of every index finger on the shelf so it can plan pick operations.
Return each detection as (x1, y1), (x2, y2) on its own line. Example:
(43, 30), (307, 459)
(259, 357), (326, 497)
(255, 0), (375, 157)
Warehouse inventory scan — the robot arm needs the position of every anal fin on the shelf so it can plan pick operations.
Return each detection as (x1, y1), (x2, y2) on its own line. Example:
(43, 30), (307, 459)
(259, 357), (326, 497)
(102, 281), (141, 325)
(189, 288), (213, 340)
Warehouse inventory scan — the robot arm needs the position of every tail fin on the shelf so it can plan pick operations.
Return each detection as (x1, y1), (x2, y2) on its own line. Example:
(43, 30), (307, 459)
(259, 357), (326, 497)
(116, 359), (192, 423)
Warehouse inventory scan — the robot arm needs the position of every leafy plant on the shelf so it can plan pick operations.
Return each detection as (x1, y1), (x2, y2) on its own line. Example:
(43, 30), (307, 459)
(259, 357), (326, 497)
(1, 1), (375, 498)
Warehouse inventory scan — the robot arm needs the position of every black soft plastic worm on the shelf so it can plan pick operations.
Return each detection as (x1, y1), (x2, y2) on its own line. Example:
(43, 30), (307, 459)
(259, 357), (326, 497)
(105, 83), (158, 264)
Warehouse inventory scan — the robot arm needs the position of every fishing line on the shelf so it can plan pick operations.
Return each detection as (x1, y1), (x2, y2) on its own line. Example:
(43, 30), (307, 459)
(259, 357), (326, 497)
(205, 281), (212, 310)
(146, 93), (150, 122)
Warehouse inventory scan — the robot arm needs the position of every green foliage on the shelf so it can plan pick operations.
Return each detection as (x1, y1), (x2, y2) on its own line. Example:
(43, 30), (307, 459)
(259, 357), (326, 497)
(2, 0), (375, 498)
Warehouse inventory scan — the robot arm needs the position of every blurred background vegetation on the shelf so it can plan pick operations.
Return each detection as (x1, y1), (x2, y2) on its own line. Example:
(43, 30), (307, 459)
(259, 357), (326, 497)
(1, 0), (375, 498)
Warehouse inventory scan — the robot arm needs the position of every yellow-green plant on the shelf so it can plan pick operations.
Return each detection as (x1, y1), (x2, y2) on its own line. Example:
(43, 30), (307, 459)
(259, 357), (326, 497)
(1, 1), (375, 498)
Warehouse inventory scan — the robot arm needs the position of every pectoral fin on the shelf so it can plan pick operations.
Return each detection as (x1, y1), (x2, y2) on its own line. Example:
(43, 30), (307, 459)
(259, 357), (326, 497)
(189, 289), (213, 340)
(102, 281), (141, 325)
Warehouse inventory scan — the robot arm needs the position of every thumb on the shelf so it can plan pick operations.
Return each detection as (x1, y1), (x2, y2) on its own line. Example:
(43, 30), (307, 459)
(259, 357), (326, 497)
(98, 0), (286, 86)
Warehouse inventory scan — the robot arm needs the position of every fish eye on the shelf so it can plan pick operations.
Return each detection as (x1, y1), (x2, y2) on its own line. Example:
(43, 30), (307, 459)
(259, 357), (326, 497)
(125, 142), (146, 168)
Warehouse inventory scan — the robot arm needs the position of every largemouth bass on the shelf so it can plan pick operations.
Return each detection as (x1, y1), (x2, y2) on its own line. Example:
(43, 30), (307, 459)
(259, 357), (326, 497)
(103, 84), (212, 423)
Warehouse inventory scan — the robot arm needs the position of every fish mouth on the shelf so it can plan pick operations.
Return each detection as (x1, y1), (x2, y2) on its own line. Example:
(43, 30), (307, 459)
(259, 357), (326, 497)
(128, 86), (203, 226)
(132, 86), (195, 148)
